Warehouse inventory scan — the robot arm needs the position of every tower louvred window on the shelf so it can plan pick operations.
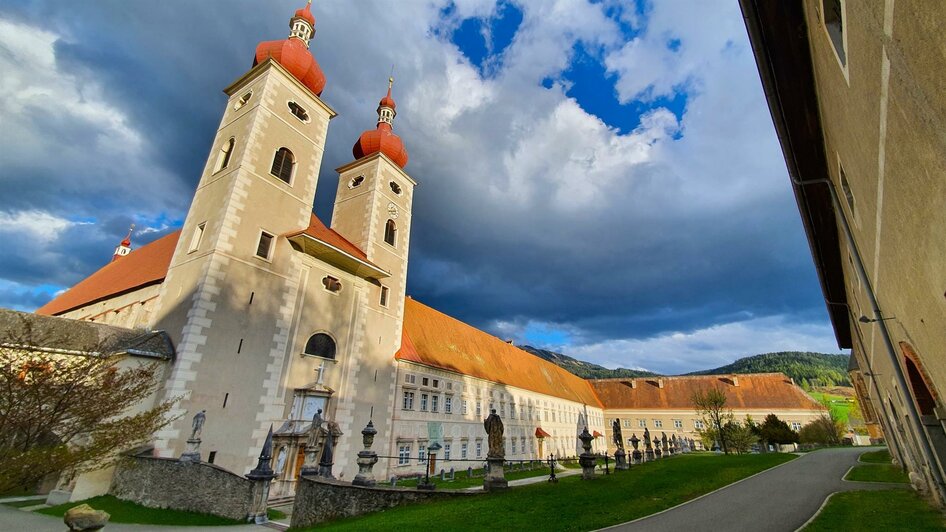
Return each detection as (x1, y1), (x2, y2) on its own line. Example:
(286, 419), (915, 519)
(304, 333), (336, 360)
(384, 219), (397, 246)
(271, 148), (294, 183)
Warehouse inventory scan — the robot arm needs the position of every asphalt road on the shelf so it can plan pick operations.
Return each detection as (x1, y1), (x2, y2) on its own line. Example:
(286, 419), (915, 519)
(603, 448), (905, 532)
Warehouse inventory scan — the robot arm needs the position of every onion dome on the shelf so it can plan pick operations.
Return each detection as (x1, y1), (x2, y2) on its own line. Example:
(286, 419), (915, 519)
(253, 1), (326, 96)
(352, 78), (409, 168)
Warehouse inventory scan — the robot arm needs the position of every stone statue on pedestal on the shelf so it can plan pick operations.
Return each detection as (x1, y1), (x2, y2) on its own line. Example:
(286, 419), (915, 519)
(630, 433), (642, 464)
(612, 419), (628, 470)
(180, 409), (206, 463)
(318, 421), (343, 479)
(578, 426), (596, 480)
(482, 410), (508, 490)
(643, 428), (655, 462)
(300, 409), (326, 476)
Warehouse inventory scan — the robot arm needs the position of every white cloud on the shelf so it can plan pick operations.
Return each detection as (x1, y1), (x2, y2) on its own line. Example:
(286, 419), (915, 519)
(567, 316), (845, 375)
(0, 210), (82, 243)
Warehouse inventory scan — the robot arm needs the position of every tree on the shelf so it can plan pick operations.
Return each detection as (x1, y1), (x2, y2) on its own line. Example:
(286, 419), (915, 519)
(692, 387), (733, 454)
(758, 414), (799, 448)
(722, 420), (758, 454)
(0, 315), (175, 494)
(798, 415), (844, 445)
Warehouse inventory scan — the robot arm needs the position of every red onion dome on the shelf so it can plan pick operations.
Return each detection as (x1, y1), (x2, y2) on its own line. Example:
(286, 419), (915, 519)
(253, 2), (325, 96)
(352, 79), (408, 168)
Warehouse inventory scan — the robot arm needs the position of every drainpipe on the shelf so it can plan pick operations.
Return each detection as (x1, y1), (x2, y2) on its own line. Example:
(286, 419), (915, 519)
(793, 175), (946, 497)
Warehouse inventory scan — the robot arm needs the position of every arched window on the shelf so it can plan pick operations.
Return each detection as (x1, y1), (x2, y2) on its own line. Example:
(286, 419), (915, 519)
(215, 138), (235, 173)
(271, 147), (294, 184)
(304, 333), (336, 360)
(384, 219), (397, 246)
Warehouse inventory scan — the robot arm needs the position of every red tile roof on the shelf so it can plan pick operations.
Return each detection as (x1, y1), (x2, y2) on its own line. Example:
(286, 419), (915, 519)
(396, 298), (603, 407)
(589, 374), (825, 411)
(285, 213), (369, 261)
(36, 231), (182, 316)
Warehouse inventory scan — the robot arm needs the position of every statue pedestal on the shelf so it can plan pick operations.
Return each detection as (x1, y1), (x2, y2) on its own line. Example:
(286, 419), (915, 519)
(179, 438), (201, 463)
(352, 450), (379, 487)
(483, 458), (508, 491)
(579, 453), (596, 480)
(614, 449), (629, 470)
(644, 449), (654, 462)
(631, 450), (642, 464)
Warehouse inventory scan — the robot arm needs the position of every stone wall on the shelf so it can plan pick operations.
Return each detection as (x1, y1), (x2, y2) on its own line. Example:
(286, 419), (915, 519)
(110, 455), (254, 521)
(291, 475), (482, 528)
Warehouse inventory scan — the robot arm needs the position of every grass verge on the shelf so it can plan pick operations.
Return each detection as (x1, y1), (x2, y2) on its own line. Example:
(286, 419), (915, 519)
(37, 495), (245, 526)
(859, 449), (891, 463)
(804, 490), (944, 531)
(845, 464), (909, 483)
(298, 453), (795, 531)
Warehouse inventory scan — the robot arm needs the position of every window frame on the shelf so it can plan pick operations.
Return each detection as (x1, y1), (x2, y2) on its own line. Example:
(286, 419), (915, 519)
(302, 332), (337, 361)
(255, 230), (275, 261)
(287, 100), (310, 123)
(384, 219), (397, 247)
(188, 222), (206, 253)
(270, 147), (295, 185)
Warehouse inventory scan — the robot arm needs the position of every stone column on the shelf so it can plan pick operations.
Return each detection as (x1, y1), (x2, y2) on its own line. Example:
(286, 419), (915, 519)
(352, 420), (379, 487)
(578, 427), (596, 480)
(245, 426), (277, 524)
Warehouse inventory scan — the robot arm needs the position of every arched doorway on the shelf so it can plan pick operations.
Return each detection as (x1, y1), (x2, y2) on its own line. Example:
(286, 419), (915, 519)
(900, 342), (946, 488)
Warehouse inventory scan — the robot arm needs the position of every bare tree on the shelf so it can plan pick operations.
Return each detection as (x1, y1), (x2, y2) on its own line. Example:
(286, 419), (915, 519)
(0, 313), (175, 494)
(692, 387), (733, 454)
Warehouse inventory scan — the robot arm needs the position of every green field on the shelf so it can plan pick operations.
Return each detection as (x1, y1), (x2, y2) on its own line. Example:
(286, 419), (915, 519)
(859, 449), (892, 463)
(804, 490), (945, 531)
(301, 453), (796, 531)
(808, 391), (852, 423)
(845, 464), (909, 483)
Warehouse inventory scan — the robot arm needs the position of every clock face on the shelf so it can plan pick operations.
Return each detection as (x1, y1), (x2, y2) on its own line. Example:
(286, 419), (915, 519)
(387, 203), (399, 219)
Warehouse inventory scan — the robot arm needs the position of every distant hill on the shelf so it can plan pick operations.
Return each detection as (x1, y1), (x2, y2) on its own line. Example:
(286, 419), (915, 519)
(519, 345), (659, 379)
(520, 346), (849, 387)
(687, 351), (850, 387)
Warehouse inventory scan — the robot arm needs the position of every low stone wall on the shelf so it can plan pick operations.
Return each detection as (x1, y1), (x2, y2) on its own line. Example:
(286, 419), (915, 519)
(110, 455), (254, 521)
(291, 476), (483, 528)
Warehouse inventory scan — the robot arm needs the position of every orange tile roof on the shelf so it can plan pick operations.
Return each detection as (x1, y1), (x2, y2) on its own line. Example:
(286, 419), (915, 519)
(38, 214), (369, 317)
(285, 213), (370, 262)
(396, 298), (603, 407)
(589, 374), (825, 411)
(36, 231), (182, 316)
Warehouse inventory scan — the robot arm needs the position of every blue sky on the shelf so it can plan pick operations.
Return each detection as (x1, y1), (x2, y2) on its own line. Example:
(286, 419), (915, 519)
(0, 0), (846, 374)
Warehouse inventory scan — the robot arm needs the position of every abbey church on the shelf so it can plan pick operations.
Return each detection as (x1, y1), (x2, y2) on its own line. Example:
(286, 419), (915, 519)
(29, 2), (824, 501)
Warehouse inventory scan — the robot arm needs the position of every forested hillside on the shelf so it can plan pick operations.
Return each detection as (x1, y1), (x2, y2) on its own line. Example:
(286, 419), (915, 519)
(519, 345), (659, 379)
(686, 352), (850, 387)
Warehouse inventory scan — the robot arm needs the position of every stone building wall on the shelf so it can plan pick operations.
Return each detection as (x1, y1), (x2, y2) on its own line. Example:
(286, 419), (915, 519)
(110, 455), (254, 521)
(291, 475), (481, 528)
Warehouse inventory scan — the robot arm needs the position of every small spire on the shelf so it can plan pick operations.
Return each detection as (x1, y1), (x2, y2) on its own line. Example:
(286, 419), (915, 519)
(112, 224), (134, 262)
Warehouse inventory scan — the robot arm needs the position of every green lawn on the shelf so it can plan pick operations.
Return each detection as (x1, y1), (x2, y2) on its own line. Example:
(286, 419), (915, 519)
(298, 453), (796, 531)
(808, 391), (852, 423)
(37, 495), (245, 526)
(804, 490), (945, 531)
(859, 449), (892, 463)
(391, 464), (552, 489)
(845, 464), (909, 483)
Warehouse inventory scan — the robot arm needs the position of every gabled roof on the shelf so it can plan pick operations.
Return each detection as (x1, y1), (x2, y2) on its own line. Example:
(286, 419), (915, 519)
(36, 231), (181, 316)
(590, 374), (824, 411)
(396, 298), (603, 407)
(37, 214), (376, 316)
(0, 308), (174, 359)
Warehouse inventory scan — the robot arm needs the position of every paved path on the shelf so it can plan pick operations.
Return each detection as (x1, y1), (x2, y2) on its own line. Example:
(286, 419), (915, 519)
(604, 448), (907, 532)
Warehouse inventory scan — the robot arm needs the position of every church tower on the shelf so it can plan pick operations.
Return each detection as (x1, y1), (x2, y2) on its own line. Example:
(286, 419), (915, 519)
(149, 2), (336, 474)
(111, 225), (134, 262)
(328, 79), (416, 471)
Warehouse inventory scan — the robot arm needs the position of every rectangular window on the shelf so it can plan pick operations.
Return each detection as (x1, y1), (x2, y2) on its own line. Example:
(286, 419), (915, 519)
(461, 442), (468, 459)
(511, 438), (517, 455)
(445, 396), (453, 414)
(447, 382), (453, 391)
(654, 420), (663, 428)
(444, 443), (451, 461)
(188, 222), (206, 253)
(791, 422), (802, 432)
(822, 0), (846, 66)
(431, 395), (439, 413)
(461, 399), (468, 415)
(500, 403), (505, 417)
(422, 377), (429, 386)
(208, 451), (217, 464)
(509, 403), (515, 418)
(476, 401), (482, 417)
(380, 285), (389, 307)
(639, 419), (646, 428)
(674, 419), (683, 429)
(695, 420), (705, 430)
(402, 391), (414, 410)
(255, 231), (274, 259)
(475, 441), (482, 458)
(419, 444), (427, 463)
(622, 419), (630, 428)
(432, 379), (439, 388)
(420, 394), (429, 411)
(405, 374), (416, 384)
(398, 444), (411, 465)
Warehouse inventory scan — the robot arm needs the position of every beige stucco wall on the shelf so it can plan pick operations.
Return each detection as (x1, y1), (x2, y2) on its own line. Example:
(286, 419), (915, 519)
(58, 284), (162, 330)
(802, 0), (946, 493)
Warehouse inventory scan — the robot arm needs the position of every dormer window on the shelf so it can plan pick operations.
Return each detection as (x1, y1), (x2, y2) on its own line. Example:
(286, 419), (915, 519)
(288, 101), (309, 122)
(349, 175), (365, 189)
(389, 181), (402, 195)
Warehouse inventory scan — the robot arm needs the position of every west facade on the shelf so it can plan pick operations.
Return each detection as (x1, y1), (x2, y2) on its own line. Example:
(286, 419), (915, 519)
(741, 0), (946, 503)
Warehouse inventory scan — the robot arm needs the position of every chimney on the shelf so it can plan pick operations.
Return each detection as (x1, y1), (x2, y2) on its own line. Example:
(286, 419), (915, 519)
(629, 379), (636, 389)
(657, 378), (664, 389)
(731, 375), (739, 387)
